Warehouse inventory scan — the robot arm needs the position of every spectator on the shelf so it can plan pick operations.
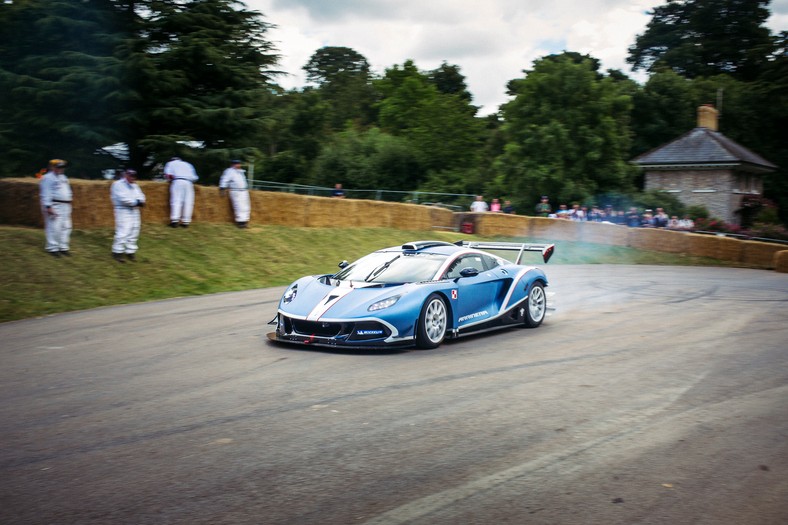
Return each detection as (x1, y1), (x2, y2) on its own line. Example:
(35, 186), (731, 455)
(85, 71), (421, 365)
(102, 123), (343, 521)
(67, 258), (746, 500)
(553, 204), (570, 219)
(653, 207), (669, 228)
(502, 200), (515, 214)
(470, 195), (489, 212)
(679, 215), (695, 230)
(490, 198), (501, 212)
(626, 207), (641, 227)
(331, 183), (346, 198)
(39, 159), (73, 257)
(535, 195), (551, 217)
(163, 156), (199, 228)
(110, 169), (146, 263)
(219, 159), (251, 228)
(668, 215), (681, 229)
(588, 206), (603, 222)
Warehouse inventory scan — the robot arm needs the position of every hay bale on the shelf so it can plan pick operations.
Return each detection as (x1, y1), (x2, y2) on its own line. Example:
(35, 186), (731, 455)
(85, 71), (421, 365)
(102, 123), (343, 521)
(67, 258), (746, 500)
(581, 222), (629, 246)
(687, 233), (743, 263)
(306, 196), (356, 227)
(137, 181), (171, 225)
(429, 207), (454, 231)
(740, 240), (787, 269)
(388, 202), (432, 230)
(0, 178), (42, 227)
(529, 217), (581, 242)
(475, 213), (530, 237)
(628, 228), (690, 253)
(252, 191), (307, 227)
(354, 200), (393, 228)
(774, 250), (788, 273)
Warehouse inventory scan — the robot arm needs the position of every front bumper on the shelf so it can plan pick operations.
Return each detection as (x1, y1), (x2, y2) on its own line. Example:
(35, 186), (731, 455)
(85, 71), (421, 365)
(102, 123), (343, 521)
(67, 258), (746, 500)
(268, 314), (414, 349)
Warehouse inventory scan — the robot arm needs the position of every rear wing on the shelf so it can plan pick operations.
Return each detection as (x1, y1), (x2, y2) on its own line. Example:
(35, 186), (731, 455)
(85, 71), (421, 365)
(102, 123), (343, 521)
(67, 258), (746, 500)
(454, 240), (555, 264)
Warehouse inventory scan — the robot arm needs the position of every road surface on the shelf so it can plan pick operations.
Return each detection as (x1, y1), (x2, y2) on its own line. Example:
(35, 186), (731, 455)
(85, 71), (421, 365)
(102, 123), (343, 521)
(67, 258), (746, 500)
(1, 265), (787, 524)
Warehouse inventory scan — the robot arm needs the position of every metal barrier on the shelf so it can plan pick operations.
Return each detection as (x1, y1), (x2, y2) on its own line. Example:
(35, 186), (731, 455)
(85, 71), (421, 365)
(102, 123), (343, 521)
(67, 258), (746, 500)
(248, 179), (472, 208)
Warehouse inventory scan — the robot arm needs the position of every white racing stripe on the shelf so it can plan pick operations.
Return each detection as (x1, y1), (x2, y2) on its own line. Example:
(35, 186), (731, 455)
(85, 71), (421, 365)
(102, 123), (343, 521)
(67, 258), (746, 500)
(306, 285), (356, 321)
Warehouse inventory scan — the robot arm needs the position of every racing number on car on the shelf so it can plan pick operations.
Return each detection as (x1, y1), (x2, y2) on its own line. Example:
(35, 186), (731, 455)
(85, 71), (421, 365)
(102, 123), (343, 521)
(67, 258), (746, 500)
(451, 289), (458, 300)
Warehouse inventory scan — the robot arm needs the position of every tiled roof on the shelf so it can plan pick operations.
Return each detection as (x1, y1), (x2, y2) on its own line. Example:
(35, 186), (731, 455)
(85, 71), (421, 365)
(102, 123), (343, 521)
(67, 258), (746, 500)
(631, 127), (777, 171)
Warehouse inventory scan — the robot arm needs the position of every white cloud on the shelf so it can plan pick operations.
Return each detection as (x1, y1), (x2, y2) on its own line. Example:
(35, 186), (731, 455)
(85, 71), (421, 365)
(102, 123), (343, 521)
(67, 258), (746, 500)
(249, 0), (788, 115)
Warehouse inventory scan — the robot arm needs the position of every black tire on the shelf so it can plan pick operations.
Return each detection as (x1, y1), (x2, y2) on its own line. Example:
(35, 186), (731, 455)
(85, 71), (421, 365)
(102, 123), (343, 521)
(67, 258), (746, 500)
(416, 293), (448, 349)
(524, 282), (546, 328)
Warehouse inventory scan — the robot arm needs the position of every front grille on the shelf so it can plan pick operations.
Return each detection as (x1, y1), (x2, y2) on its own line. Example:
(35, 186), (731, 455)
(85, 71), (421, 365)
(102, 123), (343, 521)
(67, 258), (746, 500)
(291, 319), (343, 337)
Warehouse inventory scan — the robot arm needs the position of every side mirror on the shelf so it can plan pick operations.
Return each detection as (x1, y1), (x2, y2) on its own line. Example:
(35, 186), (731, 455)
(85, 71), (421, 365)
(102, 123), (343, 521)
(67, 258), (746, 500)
(459, 267), (479, 278)
(338, 260), (349, 269)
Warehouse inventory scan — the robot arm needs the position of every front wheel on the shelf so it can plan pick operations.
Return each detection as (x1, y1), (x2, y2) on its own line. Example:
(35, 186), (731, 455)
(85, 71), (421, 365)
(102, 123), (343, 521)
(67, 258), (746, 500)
(524, 282), (546, 328)
(416, 294), (448, 349)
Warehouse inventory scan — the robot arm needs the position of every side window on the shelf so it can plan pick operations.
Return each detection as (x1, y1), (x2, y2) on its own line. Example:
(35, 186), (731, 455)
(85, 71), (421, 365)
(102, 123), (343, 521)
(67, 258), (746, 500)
(446, 255), (486, 279)
(480, 254), (499, 270)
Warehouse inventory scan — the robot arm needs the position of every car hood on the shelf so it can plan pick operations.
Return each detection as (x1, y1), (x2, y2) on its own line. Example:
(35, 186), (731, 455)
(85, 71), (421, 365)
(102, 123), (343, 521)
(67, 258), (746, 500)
(281, 276), (417, 320)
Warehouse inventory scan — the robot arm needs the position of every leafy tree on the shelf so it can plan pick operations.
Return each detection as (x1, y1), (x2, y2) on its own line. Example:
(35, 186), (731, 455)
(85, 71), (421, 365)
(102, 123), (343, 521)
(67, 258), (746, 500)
(375, 60), (485, 176)
(627, 0), (774, 81)
(135, 0), (280, 182)
(427, 61), (473, 103)
(0, 0), (131, 178)
(496, 52), (636, 213)
(309, 128), (423, 194)
(630, 70), (696, 157)
(303, 46), (376, 130)
(260, 88), (330, 184)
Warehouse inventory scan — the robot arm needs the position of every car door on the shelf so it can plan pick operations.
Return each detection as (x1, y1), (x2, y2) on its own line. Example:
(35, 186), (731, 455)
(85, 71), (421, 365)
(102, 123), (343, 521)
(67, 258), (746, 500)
(445, 254), (499, 328)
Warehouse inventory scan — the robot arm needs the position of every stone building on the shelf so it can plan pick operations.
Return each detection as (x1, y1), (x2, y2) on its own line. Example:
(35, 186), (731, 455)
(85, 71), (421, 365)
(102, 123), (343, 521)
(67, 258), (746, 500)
(631, 105), (777, 225)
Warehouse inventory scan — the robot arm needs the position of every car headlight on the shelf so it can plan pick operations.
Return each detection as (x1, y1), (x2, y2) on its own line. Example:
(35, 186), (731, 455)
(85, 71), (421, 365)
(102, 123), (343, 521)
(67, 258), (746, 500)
(283, 284), (298, 304)
(368, 295), (400, 312)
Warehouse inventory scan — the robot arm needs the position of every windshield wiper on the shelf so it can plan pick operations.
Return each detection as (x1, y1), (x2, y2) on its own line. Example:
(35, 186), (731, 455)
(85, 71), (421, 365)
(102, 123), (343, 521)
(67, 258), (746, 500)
(364, 255), (400, 282)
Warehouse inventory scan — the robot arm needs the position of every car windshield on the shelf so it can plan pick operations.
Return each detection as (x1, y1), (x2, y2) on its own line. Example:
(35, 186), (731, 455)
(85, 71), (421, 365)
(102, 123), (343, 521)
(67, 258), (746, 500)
(334, 252), (447, 283)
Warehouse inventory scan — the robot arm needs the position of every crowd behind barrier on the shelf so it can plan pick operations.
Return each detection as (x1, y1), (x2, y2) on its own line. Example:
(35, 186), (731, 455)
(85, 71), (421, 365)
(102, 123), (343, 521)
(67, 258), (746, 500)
(1, 178), (786, 272)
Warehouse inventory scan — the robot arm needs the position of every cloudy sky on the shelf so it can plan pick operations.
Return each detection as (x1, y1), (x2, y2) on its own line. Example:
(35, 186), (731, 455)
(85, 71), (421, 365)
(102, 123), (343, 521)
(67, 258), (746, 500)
(247, 0), (788, 116)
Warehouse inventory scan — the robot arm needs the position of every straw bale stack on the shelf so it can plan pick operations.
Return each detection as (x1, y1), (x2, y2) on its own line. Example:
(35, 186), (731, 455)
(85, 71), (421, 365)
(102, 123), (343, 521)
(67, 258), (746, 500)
(774, 250), (788, 273)
(627, 227), (690, 254)
(580, 221), (629, 246)
(137, 181), (171, 225)
(388, 202), (435, 231)
(254, 192), (307, 227)
(0, 178), (42, 227)
(529, 218), (581, 242)
(740, 240), (787, 269)
(353, 200), (393, 228)
(687, 233), (743, 262)
(429, 206), (454, 230)
(68, 179), (112, 228)
(475, 213), (530, 237)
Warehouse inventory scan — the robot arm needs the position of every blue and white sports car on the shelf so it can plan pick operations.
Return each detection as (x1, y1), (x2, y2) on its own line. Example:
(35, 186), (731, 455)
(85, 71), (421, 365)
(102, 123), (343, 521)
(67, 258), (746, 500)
(267, 240), (555, 350)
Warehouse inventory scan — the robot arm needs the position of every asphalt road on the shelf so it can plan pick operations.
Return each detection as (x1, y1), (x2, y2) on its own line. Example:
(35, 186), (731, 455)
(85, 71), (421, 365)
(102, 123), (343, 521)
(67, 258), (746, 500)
(1, 265), (787, 525)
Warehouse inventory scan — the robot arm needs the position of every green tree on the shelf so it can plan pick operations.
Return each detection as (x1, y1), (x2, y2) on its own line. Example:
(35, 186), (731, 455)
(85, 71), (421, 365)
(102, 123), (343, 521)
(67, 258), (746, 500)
(627, 0), (774, 81)
(303, 46), (376, 130)
(427, 61), (473, 103)
(375, 60), (485, 177)
(496, 52), (636, 213)
(135, 0), (280, 182)
(630, 70), (696, 157)
(309, 128), (423, 194)
(0, 0), (131, 178)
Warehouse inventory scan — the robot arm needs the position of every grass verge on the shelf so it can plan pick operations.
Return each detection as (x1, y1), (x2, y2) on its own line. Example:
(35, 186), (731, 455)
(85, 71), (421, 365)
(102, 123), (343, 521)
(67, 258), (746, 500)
(0, 223), (732, 322)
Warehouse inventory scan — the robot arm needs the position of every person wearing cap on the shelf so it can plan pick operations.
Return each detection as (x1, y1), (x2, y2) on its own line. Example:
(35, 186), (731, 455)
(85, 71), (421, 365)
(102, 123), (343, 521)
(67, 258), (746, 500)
(110, 169), (146, 263)
(535, 195), (551, 217)
(163, 156), (199, 227)
(219, 159), (250, 228)
(39, 159), (73, 257)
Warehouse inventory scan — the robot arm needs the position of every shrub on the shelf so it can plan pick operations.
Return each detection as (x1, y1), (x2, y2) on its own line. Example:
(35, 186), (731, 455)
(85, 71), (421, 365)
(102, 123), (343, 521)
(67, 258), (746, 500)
(686, 204), (710, 220)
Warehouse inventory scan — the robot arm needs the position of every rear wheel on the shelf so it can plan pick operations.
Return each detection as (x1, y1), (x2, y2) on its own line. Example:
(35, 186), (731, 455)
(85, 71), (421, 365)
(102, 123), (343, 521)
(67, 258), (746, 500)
(524, 282), (546, 328)
(416, 294), (448, 349)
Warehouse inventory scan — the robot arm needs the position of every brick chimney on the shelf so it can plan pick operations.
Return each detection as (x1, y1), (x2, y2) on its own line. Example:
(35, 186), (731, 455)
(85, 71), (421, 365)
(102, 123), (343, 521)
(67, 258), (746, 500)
(697, 104), (719, 131)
